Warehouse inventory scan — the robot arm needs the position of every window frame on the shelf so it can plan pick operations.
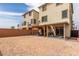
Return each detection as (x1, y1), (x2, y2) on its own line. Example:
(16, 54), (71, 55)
(42, 15), (48, 22)
(23, 21), (26, 26)
(34, 19), (36, 24)
(42, 5), (47, 11)
(56, 3), (63, 6)
(62, 9), (68, 19)
(29, 12), (31, 16)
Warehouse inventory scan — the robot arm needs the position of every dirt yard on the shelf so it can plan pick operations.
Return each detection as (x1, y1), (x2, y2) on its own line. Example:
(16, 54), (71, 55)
(0, 36), (79, 56)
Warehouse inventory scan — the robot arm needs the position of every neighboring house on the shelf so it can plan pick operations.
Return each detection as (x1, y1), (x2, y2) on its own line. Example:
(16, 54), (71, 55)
(38, 3), (73, 38)
(22, 9), (39, 30)
(22, 3), (73, 38)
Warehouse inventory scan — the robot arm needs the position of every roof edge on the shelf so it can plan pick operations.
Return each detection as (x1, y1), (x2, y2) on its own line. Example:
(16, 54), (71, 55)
(22, 9), (39, 16)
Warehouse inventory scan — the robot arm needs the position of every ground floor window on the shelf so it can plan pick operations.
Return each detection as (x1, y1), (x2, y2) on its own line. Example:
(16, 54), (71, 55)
(56, 27), (64, 36)
(38, 26), (64, 37)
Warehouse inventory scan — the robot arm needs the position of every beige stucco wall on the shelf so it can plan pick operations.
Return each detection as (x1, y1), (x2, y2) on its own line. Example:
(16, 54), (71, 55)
(39, 3), (73, 37)
(39, 3), (71, 25)
(24, 11), (33, 25)
(32, 10), (39, 25)
(23, 10), (39, 28)
(33, 11), (39, 20)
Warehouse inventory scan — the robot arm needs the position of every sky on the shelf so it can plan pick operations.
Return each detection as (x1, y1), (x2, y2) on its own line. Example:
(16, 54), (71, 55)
(0, 3), (79, 29)
(0, 3), (30, 28)
(73, 3), (79, 30)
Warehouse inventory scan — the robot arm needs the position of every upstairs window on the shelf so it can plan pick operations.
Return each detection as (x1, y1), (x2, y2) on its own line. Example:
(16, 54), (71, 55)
(31, 19), (37, 24)
(42, 16), (47, 22)
(62, 10), (68, 19)
(31, 19), (33, 24)
(29, 12), (31, 16)
(42, 5), (47, 11)
(34, 19), (36, 24)
(56, 3), (63, 6)
(23, 21), (26, 25)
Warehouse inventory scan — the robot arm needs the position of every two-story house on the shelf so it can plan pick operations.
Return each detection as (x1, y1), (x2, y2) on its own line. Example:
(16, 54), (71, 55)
(22, 9), (39, 30)
(38, 3), (73, 38)
(22, 3), (73, 38)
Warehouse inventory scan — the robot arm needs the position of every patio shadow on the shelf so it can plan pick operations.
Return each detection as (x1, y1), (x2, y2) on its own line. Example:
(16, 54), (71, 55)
(0, 51), (2, 56)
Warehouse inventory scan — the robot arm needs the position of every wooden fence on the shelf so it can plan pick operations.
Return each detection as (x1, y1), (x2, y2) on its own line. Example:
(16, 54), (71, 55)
(0, 29), (38, 38)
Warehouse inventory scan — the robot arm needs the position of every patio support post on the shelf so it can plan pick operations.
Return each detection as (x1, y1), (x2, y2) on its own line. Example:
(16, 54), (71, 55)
(53, 26), (56, 37)
(50, 25), (56, 36)
(43, 26), (45, 36)
(64, 24), (66, 39)
(46, 26), (48, 37)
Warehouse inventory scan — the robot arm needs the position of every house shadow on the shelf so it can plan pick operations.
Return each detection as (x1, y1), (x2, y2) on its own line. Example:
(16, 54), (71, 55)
(0, 51), (3, 56)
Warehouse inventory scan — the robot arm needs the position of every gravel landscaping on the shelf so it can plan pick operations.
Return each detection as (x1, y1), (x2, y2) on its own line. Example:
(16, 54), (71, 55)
(0, 36), (79, 56)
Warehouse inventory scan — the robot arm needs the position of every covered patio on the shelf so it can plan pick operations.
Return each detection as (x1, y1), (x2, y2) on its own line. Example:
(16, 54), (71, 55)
(38, 22), (70, 39)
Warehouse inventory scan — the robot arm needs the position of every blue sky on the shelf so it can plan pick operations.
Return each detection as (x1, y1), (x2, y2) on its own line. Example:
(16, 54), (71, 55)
(0, 3), (79, 29)
(0, 3), (29, 13)
(0, 3), (30, 28)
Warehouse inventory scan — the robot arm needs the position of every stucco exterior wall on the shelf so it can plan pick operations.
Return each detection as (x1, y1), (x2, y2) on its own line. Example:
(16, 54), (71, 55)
(39, 3), (73, 37)
(23, 10), (39, 27)
(33, 11), (39, 25)
(39, 3), (71, 25)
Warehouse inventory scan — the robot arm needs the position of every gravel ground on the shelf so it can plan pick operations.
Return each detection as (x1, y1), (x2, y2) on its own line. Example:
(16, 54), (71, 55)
(0, 36), (79, 56)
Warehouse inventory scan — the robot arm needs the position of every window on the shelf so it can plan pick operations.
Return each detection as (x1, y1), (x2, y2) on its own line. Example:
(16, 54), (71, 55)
(23, 21), (26, 25)
(56, 3), (63, 6)
(42, 16), (47, 22)
(42, 5), (47, 11)
(34, 19), (36, 24)
(56, 27), (64, 36)
(31, 19), (36, 24)
(31, 19), (33, 24)
(62, 10), (68, 19)
(29, 12), (31, 16)
(38, 20), (40, 23)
